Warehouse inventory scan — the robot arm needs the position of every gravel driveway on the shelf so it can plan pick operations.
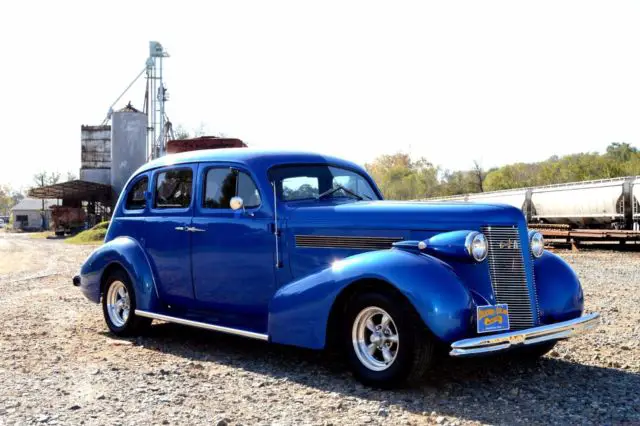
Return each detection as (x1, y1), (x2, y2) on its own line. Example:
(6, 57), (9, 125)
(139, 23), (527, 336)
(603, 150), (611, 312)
(0, 233), (638, 425)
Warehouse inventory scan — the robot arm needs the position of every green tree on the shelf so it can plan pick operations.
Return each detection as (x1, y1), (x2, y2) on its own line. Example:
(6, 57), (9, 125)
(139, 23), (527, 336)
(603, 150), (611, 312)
(0, 185), (13, 216)
(366, 143), (638, 200)
(483, 143), (638, 191)
(366, 153), (441, 199)
(606, 142), (638, 162)
(0, 185), (23, 216)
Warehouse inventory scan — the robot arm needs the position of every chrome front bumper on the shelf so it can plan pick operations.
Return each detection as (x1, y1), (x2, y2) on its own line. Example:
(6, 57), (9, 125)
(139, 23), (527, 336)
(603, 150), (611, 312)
(450, 313), (600, 356)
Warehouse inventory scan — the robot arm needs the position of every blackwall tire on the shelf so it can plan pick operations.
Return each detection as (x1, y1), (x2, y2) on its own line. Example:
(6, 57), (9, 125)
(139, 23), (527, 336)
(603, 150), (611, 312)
(101, 269), (151, 337)
(344, 291), (434, 388)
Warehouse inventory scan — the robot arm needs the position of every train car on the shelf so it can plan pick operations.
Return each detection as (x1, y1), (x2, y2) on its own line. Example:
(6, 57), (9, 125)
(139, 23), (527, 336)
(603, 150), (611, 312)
(424, 176), (640, 231)
(634, 177), (640, 230)
(530, 178), (626, 228)
(433, 188), (527, 209)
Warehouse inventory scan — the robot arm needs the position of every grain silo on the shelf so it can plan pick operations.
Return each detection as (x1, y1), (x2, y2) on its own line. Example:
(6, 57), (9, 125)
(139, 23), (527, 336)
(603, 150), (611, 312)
(80, 125), (111, 186)
(110, 105), (148, 196)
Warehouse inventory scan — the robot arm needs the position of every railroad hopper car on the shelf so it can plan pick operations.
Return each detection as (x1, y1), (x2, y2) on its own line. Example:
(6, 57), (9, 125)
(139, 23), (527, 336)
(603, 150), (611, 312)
(426, 176), (640, 231)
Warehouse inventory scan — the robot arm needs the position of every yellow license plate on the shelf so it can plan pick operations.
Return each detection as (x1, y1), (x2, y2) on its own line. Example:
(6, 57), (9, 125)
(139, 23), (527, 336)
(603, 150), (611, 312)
(477, 304), (510, 333)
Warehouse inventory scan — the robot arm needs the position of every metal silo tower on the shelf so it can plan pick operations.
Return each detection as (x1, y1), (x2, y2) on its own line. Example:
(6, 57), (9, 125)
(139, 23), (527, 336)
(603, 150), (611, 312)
(146, 41), (170, 160)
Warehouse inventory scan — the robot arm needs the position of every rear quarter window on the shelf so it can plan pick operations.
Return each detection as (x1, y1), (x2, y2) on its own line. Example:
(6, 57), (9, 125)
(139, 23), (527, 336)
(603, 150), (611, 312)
(125, 177), (148, 210)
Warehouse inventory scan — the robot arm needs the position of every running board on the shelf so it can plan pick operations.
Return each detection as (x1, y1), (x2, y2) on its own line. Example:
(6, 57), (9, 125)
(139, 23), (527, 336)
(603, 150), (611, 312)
(135, 310), (269, 341)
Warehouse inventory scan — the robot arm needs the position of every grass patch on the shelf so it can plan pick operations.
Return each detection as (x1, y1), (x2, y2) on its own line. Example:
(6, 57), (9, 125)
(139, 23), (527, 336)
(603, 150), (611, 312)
(65, 221), (109, 245)
(30, 231), (55, 239)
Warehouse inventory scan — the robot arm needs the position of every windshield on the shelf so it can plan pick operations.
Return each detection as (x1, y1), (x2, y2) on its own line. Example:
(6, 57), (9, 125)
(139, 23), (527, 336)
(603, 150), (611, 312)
(269, 165), (381, 202)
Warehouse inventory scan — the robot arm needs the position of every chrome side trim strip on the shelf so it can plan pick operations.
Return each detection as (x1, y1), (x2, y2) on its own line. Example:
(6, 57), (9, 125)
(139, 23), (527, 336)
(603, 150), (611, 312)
(449, 313), (599, 356)
(135, 310), (269, 341)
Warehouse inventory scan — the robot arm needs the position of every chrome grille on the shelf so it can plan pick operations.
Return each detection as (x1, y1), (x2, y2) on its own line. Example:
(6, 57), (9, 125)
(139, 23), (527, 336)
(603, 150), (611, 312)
(482, 226), (535, 330)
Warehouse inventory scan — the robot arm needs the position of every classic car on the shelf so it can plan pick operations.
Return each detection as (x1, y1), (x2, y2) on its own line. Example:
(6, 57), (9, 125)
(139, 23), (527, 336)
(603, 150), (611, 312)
(73, 149), (599, 387)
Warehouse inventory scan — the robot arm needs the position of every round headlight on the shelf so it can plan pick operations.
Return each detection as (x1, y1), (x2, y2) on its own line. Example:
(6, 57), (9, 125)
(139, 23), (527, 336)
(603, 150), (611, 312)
(529, 230), (544, 258)
(465, 232), (488, 262)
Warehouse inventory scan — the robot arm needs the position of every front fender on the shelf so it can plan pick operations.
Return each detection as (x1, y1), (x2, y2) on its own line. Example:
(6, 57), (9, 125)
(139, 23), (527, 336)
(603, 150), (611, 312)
(534, 251), (584, 323)
(79, 236), (161, 311)
(268, 249), (474, 349)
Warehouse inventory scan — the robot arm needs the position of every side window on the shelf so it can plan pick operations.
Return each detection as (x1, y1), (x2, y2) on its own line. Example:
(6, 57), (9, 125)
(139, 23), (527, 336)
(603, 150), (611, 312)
(282, 176), (319, 200)
(237, 172), (261, 208)
(125, 177), (148, 210)
(203, 168), (262, 209)
(203, 168), (236, 209)
(155, 169), (193, 209)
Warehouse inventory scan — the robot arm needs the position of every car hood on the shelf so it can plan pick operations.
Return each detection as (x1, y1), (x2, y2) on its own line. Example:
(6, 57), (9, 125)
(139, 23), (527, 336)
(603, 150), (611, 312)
(285, 200), (526, 231)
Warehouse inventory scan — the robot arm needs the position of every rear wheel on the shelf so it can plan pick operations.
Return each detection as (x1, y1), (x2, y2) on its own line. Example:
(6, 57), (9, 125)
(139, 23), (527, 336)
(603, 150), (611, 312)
(343, 292), (434, 388)
(102, 269), (151, 337)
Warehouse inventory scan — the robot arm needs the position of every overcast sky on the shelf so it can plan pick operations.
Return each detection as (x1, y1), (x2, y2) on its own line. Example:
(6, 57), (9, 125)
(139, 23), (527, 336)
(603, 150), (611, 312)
(1, 0), (639, 190)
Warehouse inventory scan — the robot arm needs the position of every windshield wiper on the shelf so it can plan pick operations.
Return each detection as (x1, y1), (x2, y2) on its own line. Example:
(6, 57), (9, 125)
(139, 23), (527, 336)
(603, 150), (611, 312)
(316, 184), (371, 201)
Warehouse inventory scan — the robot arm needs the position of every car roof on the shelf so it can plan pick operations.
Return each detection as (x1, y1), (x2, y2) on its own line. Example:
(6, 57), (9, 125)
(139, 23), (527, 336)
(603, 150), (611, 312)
(133, 148), (366, 176)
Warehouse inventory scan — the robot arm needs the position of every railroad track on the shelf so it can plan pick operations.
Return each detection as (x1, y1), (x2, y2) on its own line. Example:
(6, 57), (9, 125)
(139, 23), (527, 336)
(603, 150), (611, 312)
(527, 224), (640, 250)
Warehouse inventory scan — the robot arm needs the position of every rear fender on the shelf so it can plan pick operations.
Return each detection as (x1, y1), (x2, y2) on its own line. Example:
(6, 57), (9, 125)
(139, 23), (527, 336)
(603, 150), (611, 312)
(268, 249), (474, 349)
(79, 236), (161, 311)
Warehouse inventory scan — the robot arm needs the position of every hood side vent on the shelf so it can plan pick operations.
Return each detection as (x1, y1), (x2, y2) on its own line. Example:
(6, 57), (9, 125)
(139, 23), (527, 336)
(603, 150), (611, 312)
(295, 235), (403, 250)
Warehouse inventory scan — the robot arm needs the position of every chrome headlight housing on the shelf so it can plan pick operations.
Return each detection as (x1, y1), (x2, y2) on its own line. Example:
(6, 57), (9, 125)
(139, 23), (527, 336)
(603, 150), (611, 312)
(529, 230), (544, 258)
(465, 232), (488, 262)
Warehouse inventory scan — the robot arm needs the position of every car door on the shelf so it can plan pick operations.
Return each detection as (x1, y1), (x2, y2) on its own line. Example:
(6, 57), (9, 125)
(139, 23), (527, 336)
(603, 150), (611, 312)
(144, 164), (197, 306)
(190, 163), (276, 332)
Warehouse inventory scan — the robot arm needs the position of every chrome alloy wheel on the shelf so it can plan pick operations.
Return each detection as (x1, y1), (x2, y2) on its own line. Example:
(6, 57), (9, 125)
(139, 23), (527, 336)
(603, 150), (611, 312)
(106, 281), (131, 327)
(352, 306), (400, 371)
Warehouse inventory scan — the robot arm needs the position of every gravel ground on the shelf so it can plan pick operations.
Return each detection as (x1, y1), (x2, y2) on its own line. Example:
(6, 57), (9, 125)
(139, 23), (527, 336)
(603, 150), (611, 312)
(0, 233), (638, 425)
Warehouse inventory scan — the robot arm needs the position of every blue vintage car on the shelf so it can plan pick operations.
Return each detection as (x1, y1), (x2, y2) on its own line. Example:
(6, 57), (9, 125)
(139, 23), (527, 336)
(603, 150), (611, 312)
(74, 149), (599, 387)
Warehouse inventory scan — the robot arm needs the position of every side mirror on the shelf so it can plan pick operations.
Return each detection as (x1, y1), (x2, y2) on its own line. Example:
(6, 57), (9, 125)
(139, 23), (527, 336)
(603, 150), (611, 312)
(230, 196), (244, 211)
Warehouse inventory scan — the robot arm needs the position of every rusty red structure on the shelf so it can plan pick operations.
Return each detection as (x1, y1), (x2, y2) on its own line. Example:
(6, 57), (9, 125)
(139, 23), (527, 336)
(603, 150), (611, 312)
(166, 136), (246, 154)
(50, 205), (88, 236)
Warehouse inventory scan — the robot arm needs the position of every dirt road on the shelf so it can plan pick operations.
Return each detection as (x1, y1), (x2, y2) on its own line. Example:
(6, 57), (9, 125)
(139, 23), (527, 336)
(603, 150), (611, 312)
(0, 233), (638, 425)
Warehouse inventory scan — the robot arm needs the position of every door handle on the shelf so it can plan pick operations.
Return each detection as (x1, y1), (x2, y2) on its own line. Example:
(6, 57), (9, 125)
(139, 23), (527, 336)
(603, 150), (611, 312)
(175, 226), (186, 231)
(185, 226), (205, 233)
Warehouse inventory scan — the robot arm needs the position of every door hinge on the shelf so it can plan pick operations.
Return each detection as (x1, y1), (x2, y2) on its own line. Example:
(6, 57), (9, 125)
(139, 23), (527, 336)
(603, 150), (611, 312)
(269, 223), (281, 236)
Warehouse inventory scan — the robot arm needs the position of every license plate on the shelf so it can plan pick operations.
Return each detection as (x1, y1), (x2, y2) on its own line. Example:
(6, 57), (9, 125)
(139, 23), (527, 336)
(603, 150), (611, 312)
(477, 304), (510, 333)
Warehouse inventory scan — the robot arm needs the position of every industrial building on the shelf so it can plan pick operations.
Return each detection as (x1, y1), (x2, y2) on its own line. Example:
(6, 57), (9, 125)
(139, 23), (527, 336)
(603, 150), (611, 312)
(28, 108), (245, 231)
(26, 41), (246, 233)
(28, 106), (144, 228)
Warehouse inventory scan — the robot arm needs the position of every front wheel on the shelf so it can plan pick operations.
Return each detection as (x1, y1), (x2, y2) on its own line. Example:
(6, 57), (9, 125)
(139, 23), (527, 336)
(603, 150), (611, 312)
(102, 269), (151, 337)
(344, 292), (434, 388)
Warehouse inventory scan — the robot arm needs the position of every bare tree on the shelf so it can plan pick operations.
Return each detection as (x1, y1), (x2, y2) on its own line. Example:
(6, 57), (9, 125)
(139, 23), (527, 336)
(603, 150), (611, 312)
(193, 122), (208, 137)
(32, 171), (61, 214)
(173, 125), (191, 140)
(472, 160), (486, 193)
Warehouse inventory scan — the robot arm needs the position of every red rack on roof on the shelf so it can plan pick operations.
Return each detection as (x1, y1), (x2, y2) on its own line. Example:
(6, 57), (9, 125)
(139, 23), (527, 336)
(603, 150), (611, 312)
(166, 136), (246, 154)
